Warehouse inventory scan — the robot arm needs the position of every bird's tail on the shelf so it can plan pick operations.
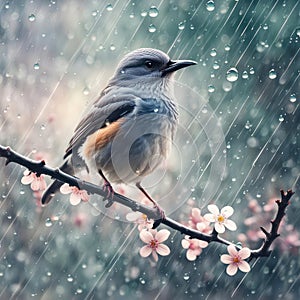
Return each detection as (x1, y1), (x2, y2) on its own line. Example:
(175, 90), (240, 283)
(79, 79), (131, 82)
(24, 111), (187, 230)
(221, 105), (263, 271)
(41, 160), (74, 205)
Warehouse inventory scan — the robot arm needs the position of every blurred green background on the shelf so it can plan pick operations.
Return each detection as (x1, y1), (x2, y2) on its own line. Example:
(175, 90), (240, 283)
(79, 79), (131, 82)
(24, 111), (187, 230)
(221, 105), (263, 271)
(0, 0), (299, 299)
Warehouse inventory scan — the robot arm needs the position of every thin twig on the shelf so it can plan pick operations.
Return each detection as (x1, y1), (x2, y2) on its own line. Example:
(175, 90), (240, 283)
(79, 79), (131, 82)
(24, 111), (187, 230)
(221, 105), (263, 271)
(0, 145), (294, 259)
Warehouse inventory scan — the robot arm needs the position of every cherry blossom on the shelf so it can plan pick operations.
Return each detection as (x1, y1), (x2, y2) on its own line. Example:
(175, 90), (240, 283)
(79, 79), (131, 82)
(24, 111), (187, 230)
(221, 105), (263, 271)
(139, 229), (170, 262)
(126, 211), (154, 231)
(220, 244), (251, 276)
(204, 204), (237, 233)
(181, 235), (208, 261)
(21, 170), (47, 191)
(60, 183), (89, 205)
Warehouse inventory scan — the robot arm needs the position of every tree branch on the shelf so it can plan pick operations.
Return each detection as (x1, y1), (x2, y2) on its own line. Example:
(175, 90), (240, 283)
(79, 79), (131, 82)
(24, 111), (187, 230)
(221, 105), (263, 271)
(0, 145), (294, 260)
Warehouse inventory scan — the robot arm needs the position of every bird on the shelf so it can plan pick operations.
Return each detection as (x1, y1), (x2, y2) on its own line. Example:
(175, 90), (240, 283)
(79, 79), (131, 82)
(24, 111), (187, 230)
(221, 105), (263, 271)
(41, 48), (197, 218)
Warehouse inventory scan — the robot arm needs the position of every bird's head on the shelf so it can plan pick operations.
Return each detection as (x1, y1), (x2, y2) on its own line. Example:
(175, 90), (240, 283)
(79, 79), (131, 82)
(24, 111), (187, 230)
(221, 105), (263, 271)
(112, 48), (197, 83)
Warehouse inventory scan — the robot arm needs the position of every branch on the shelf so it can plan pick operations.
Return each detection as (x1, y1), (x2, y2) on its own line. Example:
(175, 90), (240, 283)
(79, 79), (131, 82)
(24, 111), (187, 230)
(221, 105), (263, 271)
(0, 145), (295, 259)
(250, 189), (295, 259)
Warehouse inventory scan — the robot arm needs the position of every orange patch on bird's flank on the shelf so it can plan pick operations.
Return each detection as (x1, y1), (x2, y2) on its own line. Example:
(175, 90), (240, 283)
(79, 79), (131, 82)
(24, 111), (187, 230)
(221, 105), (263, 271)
(82, 119), (123, 158)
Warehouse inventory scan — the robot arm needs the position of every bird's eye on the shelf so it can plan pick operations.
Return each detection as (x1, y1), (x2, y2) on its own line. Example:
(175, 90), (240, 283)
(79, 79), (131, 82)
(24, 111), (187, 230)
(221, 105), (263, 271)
(145, 60), (154, 69)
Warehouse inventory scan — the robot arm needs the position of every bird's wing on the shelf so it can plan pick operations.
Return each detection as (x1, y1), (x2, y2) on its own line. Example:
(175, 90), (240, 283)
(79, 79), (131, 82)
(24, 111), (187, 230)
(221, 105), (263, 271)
(64, 91), (137, 159)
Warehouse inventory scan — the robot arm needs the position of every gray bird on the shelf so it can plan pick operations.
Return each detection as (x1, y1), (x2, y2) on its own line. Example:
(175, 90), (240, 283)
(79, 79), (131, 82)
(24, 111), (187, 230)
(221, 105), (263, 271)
(41, 48), (196, 217)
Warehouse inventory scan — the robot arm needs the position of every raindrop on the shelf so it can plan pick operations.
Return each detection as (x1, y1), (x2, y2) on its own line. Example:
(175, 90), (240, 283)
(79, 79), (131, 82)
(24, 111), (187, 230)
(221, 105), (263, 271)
(213, 61), (220, 69)
(224, 44), (231, 51)
(45, 218), (53, 227)
(76, 288), (83, 294)
(4, 2), (9, 9)
(91, 10), (99, 17)
(278, 115), (284, 122)
(206, 0), (215, 11)
(148, 6), (159, 18)
(242, 71), (249, 79)
(296, 28), (300, 37)
(40, 124), (46, 130)
(289, 94), (296, 103)
(67, 275), (74, 282)
(83, 87), (90, 95)
(153, 108), (159, 113)
(190, 24), (195, 30)
(183, 273), (190, 280)
(110, 44), (116, 51)
(139, 277), (146, 284)
(148, 24), (156, 33)
(208, 84), (215, 93)
(46, 272), (52, 277)
(20, 189), (25, 195)
(178, 22), (185, 30)
(129, 13), (134, 19)
(245, 120), (252, 129)
(140, 10), (147, 17)
(33, 63), (40, 70)
(223, 81), (232, 92)
(202, 106), (208, 113)
(106, 4), (113, 11)
(268, 69), (277, 79)
(263, 24), (269, 30)
(249, 67), (255, 74)
(28, 14), (36, 22)
(210, 48), (217, 57)
(226, 67), (238, 82)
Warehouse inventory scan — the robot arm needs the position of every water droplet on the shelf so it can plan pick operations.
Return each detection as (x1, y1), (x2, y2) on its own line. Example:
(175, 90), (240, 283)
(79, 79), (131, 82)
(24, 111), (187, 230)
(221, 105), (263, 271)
(268, 69), (277, 79)
(83, 87), (90, 95)
(178, 22), (185, 30)
(67, 275), (74, 282)
(210, 48), (217, 57)
(289, 93), (296, 103)
(148, 24), (156, 33)
(46, 271), (52, 277)
(106, 4), (113, 11)
(153, 108), (159, 113)
(140, 10), (147, 17)
(139, 277), (146, 284)
(76, 288), (83, 294)
(245, 120), (252, 129)
(249, 67), (255, 74)
(263, 24), (268, 30)
(129, 13), (134, 19)
(206, 0), (215, 11)
(226, 67), (238, 82)
(28, 14), (36, 22)
(190, 24), (195, 30)
(40, 124), (46, 130)
(224, 44), (231, 51)
(278, 115), (284, 122)
(148, 6), (159, 18)
(20, 189), (25, 194)
(183, 273), (190, 280)
(110, 44), (116, 51)
(213, 62), (220, 70)
(242, 71), (249, 79)
(4, 2), (9, 9)
(91, 10), (99, 17)
(295, 28), (300, 37)
(45, 218), (53, 227)
(208, 85), (215, 93)
(33, 63), (40, 70)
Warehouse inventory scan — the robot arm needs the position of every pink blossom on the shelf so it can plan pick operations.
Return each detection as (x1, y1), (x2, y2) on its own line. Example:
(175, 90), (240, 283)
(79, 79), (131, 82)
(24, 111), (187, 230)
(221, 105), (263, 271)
(220, 244), (251, 276)
(204, 204), (237, 233)
(126, 211), (154, 231)
(60, 183), (89, 205)
(21, 170), (47, 191)
(139, 229), (171, 262)
(181, 235), (208, 261)
(189, 208), (204, 229)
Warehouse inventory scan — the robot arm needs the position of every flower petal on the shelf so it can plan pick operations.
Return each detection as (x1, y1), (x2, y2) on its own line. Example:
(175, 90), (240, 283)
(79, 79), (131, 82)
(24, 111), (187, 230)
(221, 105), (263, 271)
(207, 204), (219, 215)
(31, 180), (40, 191)
(227, 244), (238, 257)
(80, 190), (89, 202)
(186, 249), (197, 261)
(224, 219), (237, 231)
(139, 245), (152, 258)
(221, 206), (234, 218)
(155, 229), (170, 243)
(38, 177), (47, 190)
(60, 183), (72, 194)
(199, 240), (209, 248)
(181, 239), (190, 249)
(152, 250), (158, 262)
(220, 254), (233, 264)
(21, 174), (34, 185)
(139, 230), (153, 243)
(215, 222), (225, 233)
(238, 260), (251, 273)
(226, 264), (238, 276)
(191, 208), (201, 220)
(70, 193), (81, 206)
(156, 244), (170, 256)
(203, 213), (215, 223)
(238, 247), (251, 259)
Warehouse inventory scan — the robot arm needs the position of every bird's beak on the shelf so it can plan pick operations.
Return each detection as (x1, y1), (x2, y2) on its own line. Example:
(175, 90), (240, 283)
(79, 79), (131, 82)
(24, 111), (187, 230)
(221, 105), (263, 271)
(161, 59), (197, 77)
